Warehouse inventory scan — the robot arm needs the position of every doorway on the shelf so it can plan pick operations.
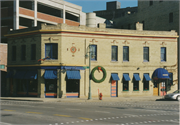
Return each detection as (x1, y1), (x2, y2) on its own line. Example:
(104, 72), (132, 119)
(111, 80), (118, 97)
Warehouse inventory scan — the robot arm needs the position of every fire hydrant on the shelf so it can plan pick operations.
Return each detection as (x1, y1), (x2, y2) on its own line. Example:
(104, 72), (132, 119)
(99, 93), (103, 100)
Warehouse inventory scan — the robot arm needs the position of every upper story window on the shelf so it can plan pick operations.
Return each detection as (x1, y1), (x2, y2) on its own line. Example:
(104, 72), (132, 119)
(143, 47), (149, 62)
(169, 12), (173, 23)
(21, 45), (26, 61)
(123, 46), (129, 61)
(12, 46), (16, 61)
(31, 44), (36, 60)
(45, 43), (58, 59)
(150, 0), (153, 6)
(112, 46), (118, 61)
(90, 45), (97, 61)
(161, 47), (166, 62)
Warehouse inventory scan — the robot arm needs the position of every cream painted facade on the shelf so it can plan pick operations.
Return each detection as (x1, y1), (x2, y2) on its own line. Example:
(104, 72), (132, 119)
(6, 23), (178, 98)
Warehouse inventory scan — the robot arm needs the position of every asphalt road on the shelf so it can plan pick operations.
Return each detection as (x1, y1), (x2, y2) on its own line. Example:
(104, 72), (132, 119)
(1, 100), (179, 125)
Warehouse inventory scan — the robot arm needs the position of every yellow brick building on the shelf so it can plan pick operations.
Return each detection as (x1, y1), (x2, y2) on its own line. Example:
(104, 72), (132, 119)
(5, 23), (178, 98)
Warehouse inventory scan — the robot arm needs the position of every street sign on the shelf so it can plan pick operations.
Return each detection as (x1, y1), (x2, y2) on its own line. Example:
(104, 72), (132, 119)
(83, 66), (89, 69)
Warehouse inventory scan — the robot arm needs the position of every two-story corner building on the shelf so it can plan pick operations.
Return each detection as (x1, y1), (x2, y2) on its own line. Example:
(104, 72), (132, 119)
(5, 23), (178, 98)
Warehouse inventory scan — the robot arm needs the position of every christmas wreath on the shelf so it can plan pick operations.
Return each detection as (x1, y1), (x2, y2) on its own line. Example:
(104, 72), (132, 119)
(91, 66), (106, 83)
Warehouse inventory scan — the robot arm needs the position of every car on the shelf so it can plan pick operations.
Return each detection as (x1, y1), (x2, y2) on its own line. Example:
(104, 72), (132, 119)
(164, 90), (180, 101)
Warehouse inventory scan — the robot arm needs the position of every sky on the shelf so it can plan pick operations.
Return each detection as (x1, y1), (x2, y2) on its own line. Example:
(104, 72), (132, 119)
(65, 0), (138, 13)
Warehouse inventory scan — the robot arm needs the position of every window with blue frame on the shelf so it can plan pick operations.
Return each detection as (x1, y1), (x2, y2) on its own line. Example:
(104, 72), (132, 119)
(21, 45), (26, 61)
(12, 46), (16, 61)
(31, 44), (36, 60)
(143, 47), (149, 62)
(112, 46), (118, 61)
(45, 43), (58, 59)
(90, 45), (97, 61)
(161, 47), (166, 61)
(123, 46), (129, 61)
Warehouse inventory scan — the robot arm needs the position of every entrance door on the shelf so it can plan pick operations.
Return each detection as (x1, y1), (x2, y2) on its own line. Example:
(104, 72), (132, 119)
(153, 82), (159, 96)
(160, 82), (167, 96)
(66, 80), (79, 98)
(111, 80), (117, 97)
(45, 80), (57, 98)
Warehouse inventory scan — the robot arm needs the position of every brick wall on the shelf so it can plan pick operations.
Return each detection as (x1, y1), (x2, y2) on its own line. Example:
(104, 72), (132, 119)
(19, 7), (34, 17)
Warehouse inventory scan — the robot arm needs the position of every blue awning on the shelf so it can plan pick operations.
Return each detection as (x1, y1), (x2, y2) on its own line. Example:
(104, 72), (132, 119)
(24, 70), (37, 79)
(44, 70), (57, 79)
(123, 74), (131, 81)
(144, 74), (151, 81)
(66, 71), (81, 79)
(6, 71), (14, 78)
(152, 68), (169, 79)
(133, 74), (141, 81)
(111, 74), (120, 80)
(14, 71), (26, 79)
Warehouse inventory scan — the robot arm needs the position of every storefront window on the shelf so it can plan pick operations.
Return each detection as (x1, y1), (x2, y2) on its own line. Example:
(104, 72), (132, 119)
(45, 80), (57, 93)
(29, 80), (38, 92)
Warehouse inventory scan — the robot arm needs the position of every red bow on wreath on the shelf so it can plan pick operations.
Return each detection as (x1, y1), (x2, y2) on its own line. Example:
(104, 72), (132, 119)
(98, 67), (102, 72)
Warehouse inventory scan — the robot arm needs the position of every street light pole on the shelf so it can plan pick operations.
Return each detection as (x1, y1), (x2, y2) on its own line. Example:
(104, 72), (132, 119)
(88, 44), (92, 100)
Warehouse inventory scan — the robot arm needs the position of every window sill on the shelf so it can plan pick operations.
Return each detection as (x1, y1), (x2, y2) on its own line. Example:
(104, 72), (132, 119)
(161, 61), (166, 63)
(143, 90), (149, 91)
(111, 61), (118, 63)
(123, 90), (129, 91)
(133, 90), (139, 91)
(143, 61), (149, 63)
(123, 61), (129, 63)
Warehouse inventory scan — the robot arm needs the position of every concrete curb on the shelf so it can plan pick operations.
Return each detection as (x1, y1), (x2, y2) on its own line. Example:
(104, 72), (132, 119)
(0, 96), (162, 103)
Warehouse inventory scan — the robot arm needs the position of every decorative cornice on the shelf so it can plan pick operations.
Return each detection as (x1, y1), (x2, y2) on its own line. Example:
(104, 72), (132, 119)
(5, 29), (179, 39)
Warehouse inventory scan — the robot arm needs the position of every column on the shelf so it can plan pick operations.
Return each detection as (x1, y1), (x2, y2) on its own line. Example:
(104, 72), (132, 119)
(79, 70), (85, 98)
(60, 71), (66, 98)
(57, 69), (60, 98)
(38, 69), (45, 98)
(32, 0), (37, 27)
(63, 5), (66, 24)
(13, 0), (19, 29)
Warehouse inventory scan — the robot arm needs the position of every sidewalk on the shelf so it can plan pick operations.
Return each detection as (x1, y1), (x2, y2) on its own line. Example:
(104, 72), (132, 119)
(0, 96), (163, 102)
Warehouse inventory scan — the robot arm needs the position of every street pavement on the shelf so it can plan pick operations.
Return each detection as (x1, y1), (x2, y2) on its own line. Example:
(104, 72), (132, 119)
(0, 96), (179, 125)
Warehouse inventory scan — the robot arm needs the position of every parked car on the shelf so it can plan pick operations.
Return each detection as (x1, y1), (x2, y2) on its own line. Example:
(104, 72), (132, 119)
(164, 90), (180, 101)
